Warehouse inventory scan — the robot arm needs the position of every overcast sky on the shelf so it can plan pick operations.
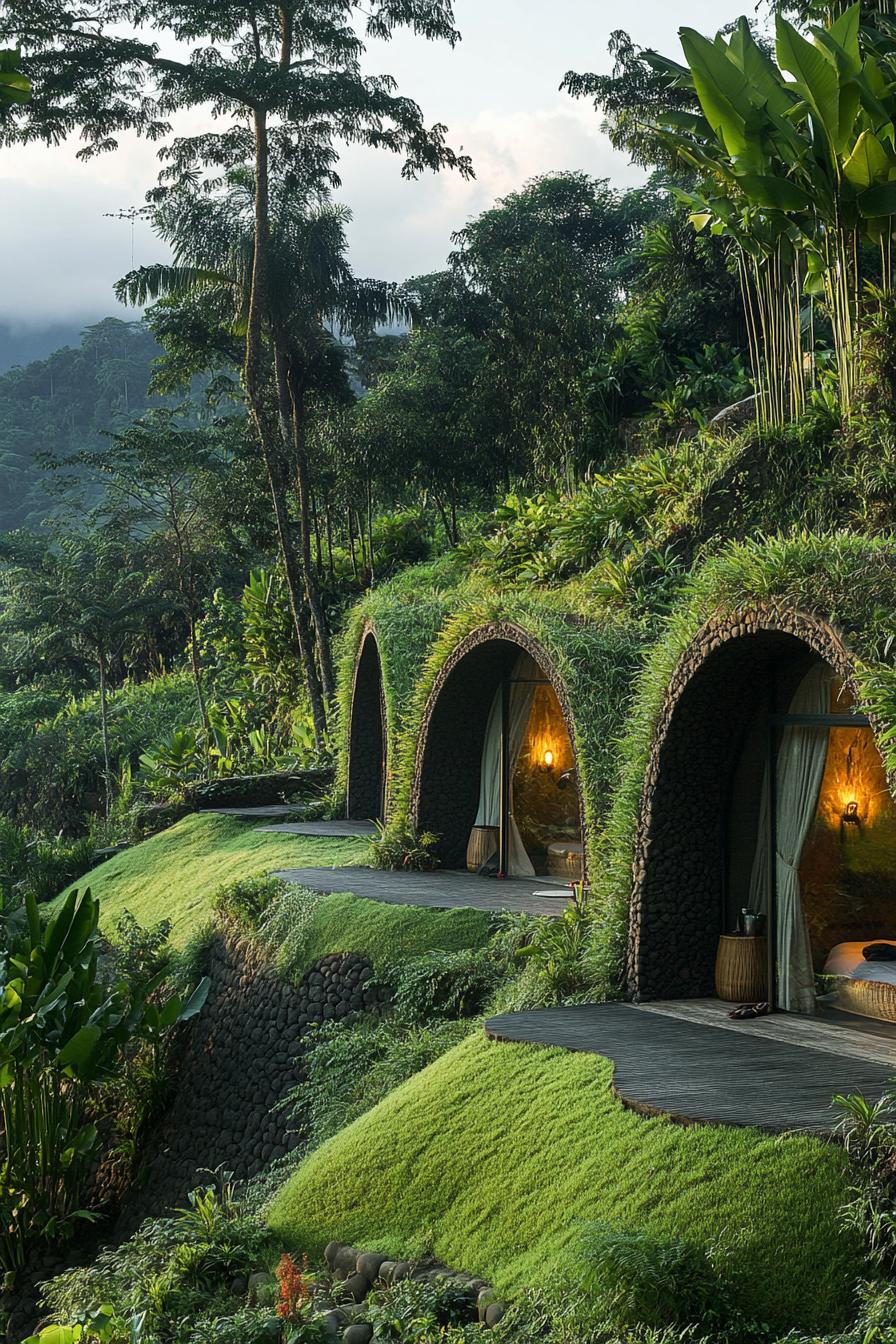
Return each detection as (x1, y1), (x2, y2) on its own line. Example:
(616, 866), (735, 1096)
(0, 0), (732, 331)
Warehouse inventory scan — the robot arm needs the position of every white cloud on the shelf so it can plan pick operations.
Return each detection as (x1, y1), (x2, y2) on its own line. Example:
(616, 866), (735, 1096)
(2, 0), (723, 325)
(0, 134), (170, 323)
(339, 101), (645, 282)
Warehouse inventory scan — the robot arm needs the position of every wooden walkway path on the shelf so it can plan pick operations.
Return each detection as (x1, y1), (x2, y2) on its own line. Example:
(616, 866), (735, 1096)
(208, 805), (308, 820)
(272, 865), (572, 916)
(484, 1002), (896, 1133)
(258, 820), (378, 839)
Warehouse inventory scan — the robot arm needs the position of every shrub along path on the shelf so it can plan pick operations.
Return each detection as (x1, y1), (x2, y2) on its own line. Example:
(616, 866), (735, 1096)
(484, 1002), (893, 1133)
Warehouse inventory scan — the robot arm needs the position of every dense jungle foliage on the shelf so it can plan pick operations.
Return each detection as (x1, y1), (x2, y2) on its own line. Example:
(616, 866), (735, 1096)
(6, 0), (896, 1341)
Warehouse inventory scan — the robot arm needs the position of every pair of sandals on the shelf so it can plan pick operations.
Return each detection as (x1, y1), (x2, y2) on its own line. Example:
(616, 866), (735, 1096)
(728, 1001), (771, 1020)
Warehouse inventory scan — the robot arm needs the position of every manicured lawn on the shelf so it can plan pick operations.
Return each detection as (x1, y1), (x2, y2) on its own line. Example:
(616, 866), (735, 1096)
(58, 814), (491, 963)
(58, 812), (368, 946)
(269, 1033), (861, 1334)
(295, 889), (490, 970)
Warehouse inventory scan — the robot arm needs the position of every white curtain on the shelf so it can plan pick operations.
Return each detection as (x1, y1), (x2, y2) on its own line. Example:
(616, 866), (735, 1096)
(748, 662), (831, 1014)
(473, 653), (538, 876)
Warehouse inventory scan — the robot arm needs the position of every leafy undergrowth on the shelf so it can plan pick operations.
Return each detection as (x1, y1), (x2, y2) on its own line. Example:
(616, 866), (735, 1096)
(269, 1034), (861, 1335)
(55, 812), (368, 946)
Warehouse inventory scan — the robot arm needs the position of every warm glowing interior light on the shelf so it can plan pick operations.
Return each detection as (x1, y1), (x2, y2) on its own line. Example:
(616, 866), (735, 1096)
(543, 750), (554, 768)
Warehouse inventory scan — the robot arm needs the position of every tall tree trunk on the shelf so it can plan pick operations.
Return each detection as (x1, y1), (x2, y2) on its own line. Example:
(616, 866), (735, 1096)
(311, 488), (323, 577)
(245, 109), (327, 748)
(366, 476), (375, 586)
(98, 653), (112, 821)
(286, 362), (335, 699)
(348, 509), (359, 582)
(187, 610), (210, 743)
(325, 503), (336, 589)
(433, 493), (452, 548)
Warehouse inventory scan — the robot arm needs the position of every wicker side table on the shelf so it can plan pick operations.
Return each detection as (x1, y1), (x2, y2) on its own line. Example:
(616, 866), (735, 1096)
(466, 825), (499, 872)
(715, 935), (768, 1003)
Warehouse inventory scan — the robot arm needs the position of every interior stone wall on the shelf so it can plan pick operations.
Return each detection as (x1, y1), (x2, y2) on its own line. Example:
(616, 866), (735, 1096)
(411, 624), (585, 873)
(347, 628), (387, 821)
(627, 608), (863, 1002)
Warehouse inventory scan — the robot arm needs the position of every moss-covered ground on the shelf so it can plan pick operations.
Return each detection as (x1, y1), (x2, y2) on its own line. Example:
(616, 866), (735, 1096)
(59, 812), (368, 946)
(269, 1033), (861, 1335)
(60, 813), (491, 962)
(59, 813), (863, 1336)
(289, 889), (490, 970)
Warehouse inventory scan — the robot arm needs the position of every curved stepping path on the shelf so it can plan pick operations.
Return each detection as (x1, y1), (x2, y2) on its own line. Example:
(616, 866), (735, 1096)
(273, 865), (571, 916)
(484, 1002), (894, 1133)
(258, 820), (378, 838)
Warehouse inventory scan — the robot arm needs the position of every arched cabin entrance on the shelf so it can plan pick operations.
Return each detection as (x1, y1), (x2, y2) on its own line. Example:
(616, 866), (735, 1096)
(412, 625), (585, 883)
(346, 629), (387, 823)
(628, 610), (896, 1024)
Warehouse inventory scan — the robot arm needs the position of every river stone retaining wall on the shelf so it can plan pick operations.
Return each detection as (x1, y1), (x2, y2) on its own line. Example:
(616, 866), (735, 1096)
(120, 932), (384, 1231)
(298, 1241), (506, 1340)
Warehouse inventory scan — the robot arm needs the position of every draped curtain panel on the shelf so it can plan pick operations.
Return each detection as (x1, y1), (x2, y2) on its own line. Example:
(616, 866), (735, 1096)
(473, 653), (538, 876)
(748, 662), (831, 1014)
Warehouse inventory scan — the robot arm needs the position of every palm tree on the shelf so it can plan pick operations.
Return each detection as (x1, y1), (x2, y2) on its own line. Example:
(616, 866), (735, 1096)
(116, 173), (407, 739)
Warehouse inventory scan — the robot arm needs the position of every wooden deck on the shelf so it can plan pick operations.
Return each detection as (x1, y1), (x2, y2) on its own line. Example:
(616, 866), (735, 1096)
(484, 1001), (896, 1133)
(257, 820), (378, 839)
(208, 805), (308, 820)
(272, 865), (572, 916)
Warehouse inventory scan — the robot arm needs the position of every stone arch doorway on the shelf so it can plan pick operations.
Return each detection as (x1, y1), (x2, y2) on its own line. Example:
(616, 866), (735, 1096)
(347, 628), (387, 823)
(412, 623), (585, 881)
(627, 608), (896, 1019)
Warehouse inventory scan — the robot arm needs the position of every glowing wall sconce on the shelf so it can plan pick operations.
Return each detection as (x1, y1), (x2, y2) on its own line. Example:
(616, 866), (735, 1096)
(540, 749), (554, 772)
(840, 799), (864, 841)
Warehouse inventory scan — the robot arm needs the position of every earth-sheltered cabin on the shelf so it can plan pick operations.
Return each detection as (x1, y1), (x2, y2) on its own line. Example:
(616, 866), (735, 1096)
(337, 582), (643, 888)
(411, 623), (585, 881)
(337, 538), (896, 1029)
(627, 605), (896, 1022)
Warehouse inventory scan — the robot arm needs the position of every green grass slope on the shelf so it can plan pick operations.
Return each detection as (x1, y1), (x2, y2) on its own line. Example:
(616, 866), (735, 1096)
(269, 1035), (860, 1334)
(60, 813), (368, 946)
(293, 889), (490, 970)
(60, 813), (491, 962)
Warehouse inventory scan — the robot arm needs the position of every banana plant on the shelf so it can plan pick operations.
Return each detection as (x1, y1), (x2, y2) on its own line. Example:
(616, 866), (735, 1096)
(0, 888), (209, 1273)
(650, 4), (896, 418)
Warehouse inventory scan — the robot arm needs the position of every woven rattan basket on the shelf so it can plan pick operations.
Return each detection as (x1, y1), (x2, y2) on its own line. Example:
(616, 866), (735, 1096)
(466, 825), (498, 872)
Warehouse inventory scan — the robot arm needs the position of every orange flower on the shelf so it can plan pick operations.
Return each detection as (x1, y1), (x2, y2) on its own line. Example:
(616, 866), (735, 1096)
(276, 1251), (312, 1320)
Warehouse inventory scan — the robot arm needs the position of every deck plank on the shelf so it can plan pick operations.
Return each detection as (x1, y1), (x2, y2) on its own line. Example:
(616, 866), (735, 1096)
(257, 820), (378, 838)
(484, 1002), (895, 1133)
(272, 865), (572, 916)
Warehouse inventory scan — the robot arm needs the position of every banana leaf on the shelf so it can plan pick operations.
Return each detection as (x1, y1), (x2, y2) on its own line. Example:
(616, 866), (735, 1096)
(843, 128), (893, 188)
(858, 180), (896, 217)
(776, 14), (845, 154)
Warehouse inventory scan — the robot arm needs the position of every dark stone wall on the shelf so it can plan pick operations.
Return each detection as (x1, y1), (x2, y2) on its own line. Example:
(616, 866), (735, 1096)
(120, 934), (383, 1231)
(411, 624), (585, 873)
(627, 608), (866, 1002)
(347, 630), (386, 822)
